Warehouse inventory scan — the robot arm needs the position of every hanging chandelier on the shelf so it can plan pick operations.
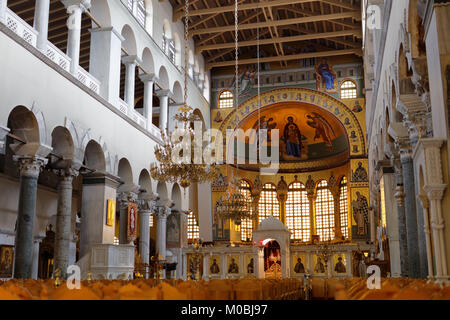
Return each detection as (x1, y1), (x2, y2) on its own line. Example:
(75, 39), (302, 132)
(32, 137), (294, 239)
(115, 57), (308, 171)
(150, 0), (219, 189)
(214, 0), (258, 226)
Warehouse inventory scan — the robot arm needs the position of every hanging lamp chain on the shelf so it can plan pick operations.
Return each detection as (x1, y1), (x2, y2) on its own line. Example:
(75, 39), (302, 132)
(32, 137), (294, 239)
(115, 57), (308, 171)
(184, 0), (189, 109)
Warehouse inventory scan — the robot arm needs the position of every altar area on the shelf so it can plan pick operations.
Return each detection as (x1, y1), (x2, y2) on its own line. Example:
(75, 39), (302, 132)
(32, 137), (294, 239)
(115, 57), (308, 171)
(181, 217), (373, 281)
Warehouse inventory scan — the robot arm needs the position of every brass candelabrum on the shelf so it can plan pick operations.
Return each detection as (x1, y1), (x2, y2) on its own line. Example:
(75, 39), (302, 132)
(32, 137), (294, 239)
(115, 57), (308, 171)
(315, 242), (333, 299)
(190, 239), (203, 281)
(151, 253), (166, 284)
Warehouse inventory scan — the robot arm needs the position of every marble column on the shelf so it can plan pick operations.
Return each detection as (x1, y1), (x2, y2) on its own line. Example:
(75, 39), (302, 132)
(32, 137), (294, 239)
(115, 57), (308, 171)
(0, 0), (7, 24)
(425, 184), (448, 282)
(33, 0), (50, 52)
(122, 55), (141, 109)
(62, 0), (91, 74)
(155, 206), (171, 259)
(400, 147), (421, 278)
(137, 193), (157, 270)
(417, 194), (434, 279)
(139, 73), (156, 129)
(394, 181), (409, 277)
(53, 168), (78, 279)
(89, 27), (124, 105)
(13, 156), (47, 279)
(333, 194), (342, 240)
(156, 90), (171, 131)
(31, 237), (43, 280)
(118, 191), (138, 245)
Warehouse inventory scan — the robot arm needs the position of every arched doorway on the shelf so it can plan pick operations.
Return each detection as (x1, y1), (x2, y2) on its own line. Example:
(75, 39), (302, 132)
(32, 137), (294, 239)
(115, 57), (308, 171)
(264, 240), (282, 278)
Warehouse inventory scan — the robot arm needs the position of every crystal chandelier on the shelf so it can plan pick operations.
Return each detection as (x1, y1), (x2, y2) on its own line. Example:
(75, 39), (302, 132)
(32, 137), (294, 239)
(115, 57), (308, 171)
(215, 176), (258, 225)
(150, 0), (219, 189)
(214, 0), (257, 226)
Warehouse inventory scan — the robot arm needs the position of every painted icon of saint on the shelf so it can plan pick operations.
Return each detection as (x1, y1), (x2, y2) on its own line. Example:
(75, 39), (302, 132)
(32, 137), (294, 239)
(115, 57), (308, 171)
(283, 116), (302, 158)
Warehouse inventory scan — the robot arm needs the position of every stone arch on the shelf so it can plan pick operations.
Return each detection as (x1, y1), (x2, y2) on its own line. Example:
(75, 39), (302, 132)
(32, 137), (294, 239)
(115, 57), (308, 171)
(203, 74), (210, 101)
(141, 47), (155, 74)
(172, 81), (183, 104)
(7, 106), (41, 145)
(158, 66), (170, 89)
(171, 183), (182, 210)
(188, 50), (195, 77)
(138, 169), (152, 194)
(51, 126), (75, 168)
(143, 0), (153, 35)
(83, 140), (106, 171)
(398, 44), (415, 96)
(118, 158), (133, 185)
(173, 32), (182, 66)
(121, 24), (137, 56)
(90, 0), (111, 27)
(156, 181), (169, 205)
(162, 19), (172, 40)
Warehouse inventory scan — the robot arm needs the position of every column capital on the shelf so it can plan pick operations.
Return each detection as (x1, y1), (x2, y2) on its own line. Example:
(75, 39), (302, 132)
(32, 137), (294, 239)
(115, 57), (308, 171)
(13, 156), (48, 178)
(155, 89), (173, 99)
(53, 166), (80, 181)
(62, 0), (91, 11)
(395, 137), (413, 162)
(138, 192), (159, 213)
(417, 193), (430, 209)
(90, 26), (125, 42)
(155, 205), (172, 219)
(139, 73), (157, 83)
(122, 55), (142, 66)
(424, 184), (446, 201)
(117, 189), (139, 208)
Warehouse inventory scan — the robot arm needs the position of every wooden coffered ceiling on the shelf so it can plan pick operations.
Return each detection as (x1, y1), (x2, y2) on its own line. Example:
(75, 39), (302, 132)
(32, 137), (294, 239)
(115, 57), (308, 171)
(166, 0), (363, 69)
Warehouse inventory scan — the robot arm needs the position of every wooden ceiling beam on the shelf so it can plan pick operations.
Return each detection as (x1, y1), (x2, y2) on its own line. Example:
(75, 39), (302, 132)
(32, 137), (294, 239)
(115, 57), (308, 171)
(206, 48), (362, 69)
(197, 28), (361, 53)
(191, 11), (360, 36)
(174, 0), (327, 21)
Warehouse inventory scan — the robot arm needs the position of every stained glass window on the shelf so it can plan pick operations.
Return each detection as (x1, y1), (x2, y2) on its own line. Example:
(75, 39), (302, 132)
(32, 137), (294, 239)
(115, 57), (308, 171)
(315, 180), (335, 241)
(339, 177), (349, 239)
(258, 183), (280, 223)
(218, 90), (233, 109)
(239, 180), (253, 242)
(340, 80), (357, 99)
(286, 183), (310, 241)
(187, 210), (199, 241)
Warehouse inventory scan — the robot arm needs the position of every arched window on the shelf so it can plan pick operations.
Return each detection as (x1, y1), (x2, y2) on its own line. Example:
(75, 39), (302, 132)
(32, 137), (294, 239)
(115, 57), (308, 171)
(136, 1), (146, 27)
(340, 80), (357, 99)
(315, 181), (335, 241)
(187, 210), (199, 241)
(339, 177), (349, 239)
(218, 90), (233, 109)
(239, 180), (253, 242)
(124, 0), (146, 28)
(258, 183), (280, 223)
(286, 183), (310, 241)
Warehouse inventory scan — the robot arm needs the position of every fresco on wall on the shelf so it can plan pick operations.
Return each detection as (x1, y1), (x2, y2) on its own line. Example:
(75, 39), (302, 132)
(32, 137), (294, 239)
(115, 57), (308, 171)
(236, 102), (349, 163)
(167, 212), (181, 247)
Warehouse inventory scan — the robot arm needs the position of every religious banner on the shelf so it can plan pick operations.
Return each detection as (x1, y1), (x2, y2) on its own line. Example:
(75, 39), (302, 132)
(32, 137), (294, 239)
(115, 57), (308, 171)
(128, 202), (138, 242)
(106, 199), (115, 227)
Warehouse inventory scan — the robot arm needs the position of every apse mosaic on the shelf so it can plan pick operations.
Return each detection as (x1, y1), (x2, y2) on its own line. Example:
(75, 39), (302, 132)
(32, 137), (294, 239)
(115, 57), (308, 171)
(235, 102), (349, 162)
(215, 88), (366, 162)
